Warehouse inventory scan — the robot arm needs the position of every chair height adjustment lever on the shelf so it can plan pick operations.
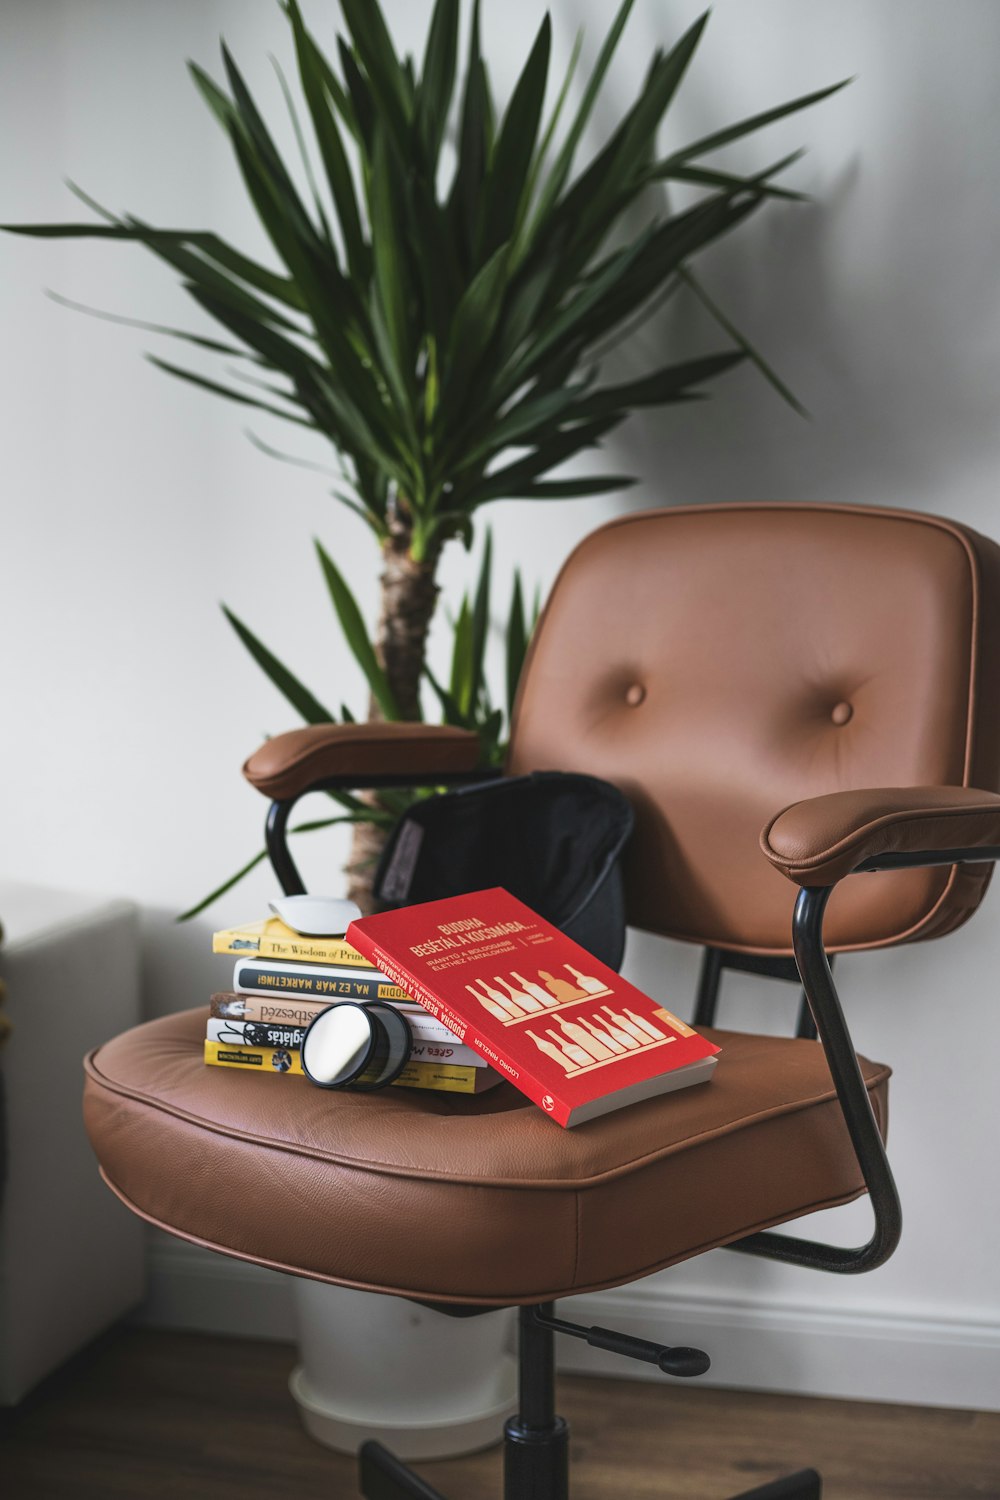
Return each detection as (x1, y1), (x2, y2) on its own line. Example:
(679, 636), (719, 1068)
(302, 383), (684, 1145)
(528, 1307), (710, 1378)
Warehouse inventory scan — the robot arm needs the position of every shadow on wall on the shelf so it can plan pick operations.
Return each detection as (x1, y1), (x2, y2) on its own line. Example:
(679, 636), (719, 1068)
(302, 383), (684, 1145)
(140, 908), (219, 1021)
(589, 40), (1000, 513)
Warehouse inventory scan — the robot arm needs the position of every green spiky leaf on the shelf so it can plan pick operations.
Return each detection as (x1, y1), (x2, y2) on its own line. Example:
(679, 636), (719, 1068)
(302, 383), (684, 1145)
(416, 0), (460, 170)
(477, 14), (550, 260)
(315, 539), (400, 719)
(506, 571), (527, 723)
(222, 606), (335, 723)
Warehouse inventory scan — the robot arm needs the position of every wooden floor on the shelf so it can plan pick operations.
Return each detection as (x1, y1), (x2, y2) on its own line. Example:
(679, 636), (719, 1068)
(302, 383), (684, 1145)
(2, 1328), (997, 1499)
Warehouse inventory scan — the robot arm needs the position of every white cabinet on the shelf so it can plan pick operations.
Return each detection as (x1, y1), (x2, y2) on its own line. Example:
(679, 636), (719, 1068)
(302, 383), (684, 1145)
(0, 879), (144, 1403)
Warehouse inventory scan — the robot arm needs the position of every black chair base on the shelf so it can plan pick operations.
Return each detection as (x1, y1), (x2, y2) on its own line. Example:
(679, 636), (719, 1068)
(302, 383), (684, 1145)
(730, 1474), (821, 1500)
(360, 1441), (449, 1500)
(359, 1438), (820, 1500)
(357, 1304), (821, 1500)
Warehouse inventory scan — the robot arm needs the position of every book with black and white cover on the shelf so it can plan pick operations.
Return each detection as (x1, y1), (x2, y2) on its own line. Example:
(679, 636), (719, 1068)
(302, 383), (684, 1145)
(205, 1015), (485, 1069)
(231, 957), (407, 1004)
(211, 990), (463, 1046)
(203, 1040), (498, 1092)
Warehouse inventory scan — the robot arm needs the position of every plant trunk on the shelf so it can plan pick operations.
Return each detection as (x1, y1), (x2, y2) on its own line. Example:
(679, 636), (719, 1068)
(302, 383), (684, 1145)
(345, 521), (440, 912)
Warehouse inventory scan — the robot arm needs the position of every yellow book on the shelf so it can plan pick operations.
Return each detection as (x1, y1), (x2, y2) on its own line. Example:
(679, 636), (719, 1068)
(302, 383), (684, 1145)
(205, 1039), (305, 1074)
(393, 1062), (500, 1094)
(203, 1040), (498, 1095)
(212, 917), (369, 967)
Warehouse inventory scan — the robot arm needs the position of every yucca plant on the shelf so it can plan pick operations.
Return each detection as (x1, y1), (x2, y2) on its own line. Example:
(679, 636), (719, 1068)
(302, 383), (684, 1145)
(6, 0), (844, 903)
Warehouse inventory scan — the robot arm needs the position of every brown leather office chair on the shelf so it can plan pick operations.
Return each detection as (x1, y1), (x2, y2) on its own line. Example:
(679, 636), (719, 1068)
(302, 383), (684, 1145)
(83, 502), (1000, 1500)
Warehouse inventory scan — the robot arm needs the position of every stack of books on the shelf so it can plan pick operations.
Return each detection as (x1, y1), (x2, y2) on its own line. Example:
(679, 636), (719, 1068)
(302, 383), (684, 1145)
(204, 915), (499, 1093)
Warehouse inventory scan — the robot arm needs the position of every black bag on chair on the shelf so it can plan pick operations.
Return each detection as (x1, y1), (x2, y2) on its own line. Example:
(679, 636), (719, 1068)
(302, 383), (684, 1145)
(373, 771), (634, 970)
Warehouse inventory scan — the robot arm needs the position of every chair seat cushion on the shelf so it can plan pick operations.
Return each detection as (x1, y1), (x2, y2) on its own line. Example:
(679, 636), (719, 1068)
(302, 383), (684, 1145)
(83, 1008), (889, 1305)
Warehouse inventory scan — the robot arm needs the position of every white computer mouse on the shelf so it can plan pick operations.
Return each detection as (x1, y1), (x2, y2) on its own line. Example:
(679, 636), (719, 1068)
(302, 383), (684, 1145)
(268, 895), (363, 937)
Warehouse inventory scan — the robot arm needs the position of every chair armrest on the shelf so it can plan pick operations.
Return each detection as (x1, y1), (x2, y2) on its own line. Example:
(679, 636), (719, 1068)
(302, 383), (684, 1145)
(760, 785), (1000, 886)
(243, 722), (481, 801)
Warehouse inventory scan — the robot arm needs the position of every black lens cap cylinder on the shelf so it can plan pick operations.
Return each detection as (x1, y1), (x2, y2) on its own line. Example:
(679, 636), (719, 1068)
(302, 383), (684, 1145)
(301, 1002), (412, 1091)
(356, 1002), (413, 1089)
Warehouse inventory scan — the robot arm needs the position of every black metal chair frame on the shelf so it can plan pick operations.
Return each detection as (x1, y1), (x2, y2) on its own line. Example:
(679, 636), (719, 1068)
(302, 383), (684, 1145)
(263, 771), (995, 1500)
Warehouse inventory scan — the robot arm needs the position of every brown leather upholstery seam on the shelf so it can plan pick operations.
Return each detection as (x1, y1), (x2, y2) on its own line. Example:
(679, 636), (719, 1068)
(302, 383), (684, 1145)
(96, 1165), (873, 1306)
(83, 1047), (890, 1191)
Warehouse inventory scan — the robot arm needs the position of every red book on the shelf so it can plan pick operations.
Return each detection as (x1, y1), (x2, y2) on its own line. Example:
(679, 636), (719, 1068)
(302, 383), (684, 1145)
(347, 888), (719, 1128)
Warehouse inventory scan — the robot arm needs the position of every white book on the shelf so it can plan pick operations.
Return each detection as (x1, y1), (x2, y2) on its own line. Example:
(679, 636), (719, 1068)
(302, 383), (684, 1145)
(206, 1014), (483, 1066)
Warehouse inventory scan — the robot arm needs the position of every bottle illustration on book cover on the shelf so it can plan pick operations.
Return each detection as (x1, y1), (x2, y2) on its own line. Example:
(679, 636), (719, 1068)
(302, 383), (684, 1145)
(600, 1005), (658, 1045)
(553, 1014), (614, 1062)
(525, 1018), (673, 1075)
(525, 1029), (577, 1073)
(596, 1009), (641, 1049)
(563, 963), (610, 995)
(464, 970), (630, 1026)
(581, 1016), (625, 1054)
(526, 1013), (676, 1075)
(465, 982), (514, 1022)
(545, 1027), (590, 1067)
(511, 971), (559, 1007)
(623, 1007), (667, 1042)
(538, 970), (587, 1003)
(482, 977), (529, 1016)
(493, 975), (546, 1014)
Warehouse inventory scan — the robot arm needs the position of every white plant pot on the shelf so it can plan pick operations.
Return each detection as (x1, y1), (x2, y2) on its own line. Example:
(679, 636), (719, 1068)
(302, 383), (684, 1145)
(290, 1280), (518, 1460)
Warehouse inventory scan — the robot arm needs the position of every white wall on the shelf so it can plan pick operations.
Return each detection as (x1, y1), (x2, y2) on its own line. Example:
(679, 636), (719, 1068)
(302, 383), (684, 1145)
(3, 0), (999, 1407)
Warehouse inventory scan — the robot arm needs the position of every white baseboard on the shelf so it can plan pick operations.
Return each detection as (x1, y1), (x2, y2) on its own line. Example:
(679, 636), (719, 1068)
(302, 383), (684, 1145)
(138, 1234), (296, 1342)
(555, 1286), (1000, 1412)
(140, 1237), (1000, 1413)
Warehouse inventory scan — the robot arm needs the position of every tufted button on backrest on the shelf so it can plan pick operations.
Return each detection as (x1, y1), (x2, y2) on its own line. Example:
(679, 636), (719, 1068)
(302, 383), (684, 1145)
(507, 503), (1000, 954)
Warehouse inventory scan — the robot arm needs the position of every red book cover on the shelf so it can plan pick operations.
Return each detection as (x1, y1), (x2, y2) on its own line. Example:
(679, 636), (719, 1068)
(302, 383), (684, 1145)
(347, 888), (719, 1127)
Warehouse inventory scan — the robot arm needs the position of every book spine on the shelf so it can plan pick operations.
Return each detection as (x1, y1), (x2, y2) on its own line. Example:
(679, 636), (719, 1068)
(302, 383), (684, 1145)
(210, 993), (253, 1019)
(393, 1064), (486, 1094)
(212, 935), (261, 954)
(206, 1014), (482, 1068)
(207, 1018), (306, 1050)
(210, 992), (463, 1045)
(407, 1040), (484, 1068)
(258, 937), (370, 966)
(232, 962), (408, 1003)
(205, 1040), (304, 1075)
(347, 934), (564, 1122)
(204, 1040), (484, 1092)
(211, 992), (326, 1025)
(212, 930), (372, 965)
(345, 937), (470, 1038)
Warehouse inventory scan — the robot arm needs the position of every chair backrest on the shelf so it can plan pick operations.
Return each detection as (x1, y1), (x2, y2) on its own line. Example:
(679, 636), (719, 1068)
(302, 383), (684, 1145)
(507, 503), (1000, 954)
